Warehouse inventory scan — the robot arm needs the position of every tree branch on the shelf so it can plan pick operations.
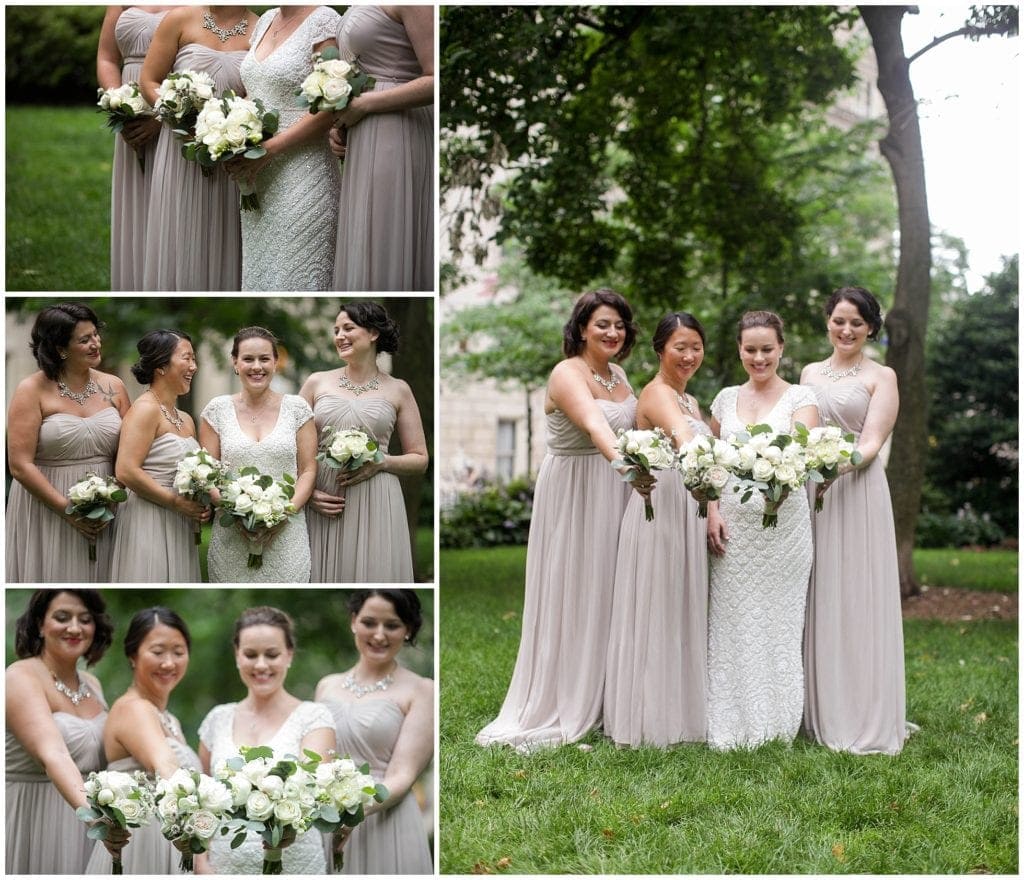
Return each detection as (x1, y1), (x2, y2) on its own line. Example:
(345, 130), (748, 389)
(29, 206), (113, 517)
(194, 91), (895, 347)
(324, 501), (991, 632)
(908, 23), (1013, 64)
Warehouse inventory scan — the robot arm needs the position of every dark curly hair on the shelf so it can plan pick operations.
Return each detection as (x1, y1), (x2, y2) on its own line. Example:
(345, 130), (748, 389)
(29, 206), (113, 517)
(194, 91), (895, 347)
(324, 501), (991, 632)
(346, 589), (423, 645)
(232, 606), (295, 650)
(562, 289), (638, 360)
(231, 326), (279, 360)
(131, 330), (192, 385)
(826, 286), (884, 340)
(29, 303), (103, 381)
(652, 311), (706, 355)
(736, 310), (785, 344)
(337, 301), (400, 354)
(124, 607), (191, 659)
(14, 590), (113, 667)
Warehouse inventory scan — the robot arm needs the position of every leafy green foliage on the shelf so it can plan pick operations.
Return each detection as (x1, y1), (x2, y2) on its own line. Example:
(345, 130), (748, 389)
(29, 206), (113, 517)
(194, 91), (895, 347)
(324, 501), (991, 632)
(440, 478), (534, 549)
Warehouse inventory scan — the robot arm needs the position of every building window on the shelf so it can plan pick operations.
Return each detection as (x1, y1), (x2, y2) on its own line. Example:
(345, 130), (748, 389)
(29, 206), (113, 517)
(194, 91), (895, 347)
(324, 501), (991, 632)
(496, 418), (516, 481)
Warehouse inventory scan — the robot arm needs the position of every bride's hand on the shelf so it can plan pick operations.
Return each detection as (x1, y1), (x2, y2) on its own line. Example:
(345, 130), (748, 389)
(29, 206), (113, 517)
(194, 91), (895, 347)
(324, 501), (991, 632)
(310, 488), (345, 517)
(335, 460), (384, 488)
(225, 148), (273, 186)
(706, 508), (729, 557)
(234, 518), (288, 549)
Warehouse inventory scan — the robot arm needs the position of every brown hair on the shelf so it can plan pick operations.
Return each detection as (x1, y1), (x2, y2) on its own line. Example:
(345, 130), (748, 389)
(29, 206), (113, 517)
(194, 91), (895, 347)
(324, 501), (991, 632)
(562, 289), (638, 360)
(736, 310), (784, 344)
(232, 606), (295, 650)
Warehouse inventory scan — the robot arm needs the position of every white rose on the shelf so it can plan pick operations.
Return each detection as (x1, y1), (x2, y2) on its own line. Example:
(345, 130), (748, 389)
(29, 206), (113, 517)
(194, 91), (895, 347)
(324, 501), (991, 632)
(227, 775), (252, 807)
(233, 494), (254, 514)
(762, 445), (783, 464)
(323, 78), (352, 104)
(168, 768), (196, 794)
(706, 465), (730, 490)
(115, 797), (145, 824)
(300, 70), (328, 98)
(257, 774), (284, 798)
(328, 778), (363, 811)
(252, 499), (273, 519)
(157, 795), (180, 821)
(194, 463), (213, 481)
(736, 447), (757, 472)
(197, 776), (233, 812)
(751, 459), (775, 482)
(273, 798), (302, 825)
(97, 788), (116, 806)
(190, 809), (221, 840)
(84, 777), (99, 798)
(245, 790), (274, 822)
(774, 464), (797, 485)
(320, 58), (354, 79)
(242, 759), (271, 784)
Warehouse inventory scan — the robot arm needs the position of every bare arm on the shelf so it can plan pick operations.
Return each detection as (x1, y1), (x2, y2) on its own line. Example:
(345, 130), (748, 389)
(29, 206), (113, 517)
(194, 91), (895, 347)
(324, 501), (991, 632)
(638, 384), (698, 449)
(292, 418), (319, 511)
(367, 679), (433, 815)
(109, 701), (182, 780)
(139, 10), (185, 105)
(5, 666), (92, 810)
(7, 378), (67, 514)
(198, 417), (221, 461)
(300, 725), (337, 760)
(792, 403), (820, 431)
(384, 382), (429, 476)
(856, 368), (899, 466)
(546, 361), (621, 462)
(97, 6), (125, 91)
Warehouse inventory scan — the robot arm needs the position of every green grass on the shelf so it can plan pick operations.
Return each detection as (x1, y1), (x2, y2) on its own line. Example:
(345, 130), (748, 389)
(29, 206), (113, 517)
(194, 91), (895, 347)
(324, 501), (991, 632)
(7, 106), (112, 290)
(439, 546), (1018, 874)
(914, 548), (1019, 592)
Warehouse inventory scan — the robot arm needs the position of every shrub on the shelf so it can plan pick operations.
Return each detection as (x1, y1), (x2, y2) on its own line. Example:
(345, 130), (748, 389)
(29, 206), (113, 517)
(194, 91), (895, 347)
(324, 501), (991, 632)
(440, 477), (534, 548)
(916, 504), (1006, 549)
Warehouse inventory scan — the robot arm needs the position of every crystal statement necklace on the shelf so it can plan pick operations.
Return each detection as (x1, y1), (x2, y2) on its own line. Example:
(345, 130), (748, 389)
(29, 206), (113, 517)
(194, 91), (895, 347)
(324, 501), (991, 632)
(57, 378), (98, 405)
(51, 670), (92, 706)
(341, 668), (395, 698)
(820, 355), (863, 382)
(202, 9), (249, 43)
(339, 371), (381, 396)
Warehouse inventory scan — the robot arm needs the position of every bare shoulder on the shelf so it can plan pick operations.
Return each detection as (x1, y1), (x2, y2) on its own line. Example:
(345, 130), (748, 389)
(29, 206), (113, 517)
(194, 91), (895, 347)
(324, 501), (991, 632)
(6, 658), (40, 689)
(800, 360), (825, 383)
(315, 671), (347, 698)
(12, 371), (48, 399)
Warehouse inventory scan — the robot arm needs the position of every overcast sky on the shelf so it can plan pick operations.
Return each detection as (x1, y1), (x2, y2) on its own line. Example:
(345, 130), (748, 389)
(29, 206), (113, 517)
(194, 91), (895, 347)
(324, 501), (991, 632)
(899, 5), (1019, 290)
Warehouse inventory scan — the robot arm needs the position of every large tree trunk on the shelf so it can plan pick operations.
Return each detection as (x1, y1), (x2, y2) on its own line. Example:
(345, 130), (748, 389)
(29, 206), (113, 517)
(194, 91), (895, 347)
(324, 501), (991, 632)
(860, 5), (932, 598)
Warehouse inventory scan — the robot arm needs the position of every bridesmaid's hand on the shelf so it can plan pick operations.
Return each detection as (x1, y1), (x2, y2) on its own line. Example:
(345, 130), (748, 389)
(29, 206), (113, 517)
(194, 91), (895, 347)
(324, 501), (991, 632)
(335, 459), (384, 488)
(334, 96), (368, 131)
(120, 115), (162, 149)
(172, 495), (211, 523)
(62, 508), (108, 540)
(332, 826), (353, 856)
(615, 464), (655, 500)
(310, 488), (346, 517)
(96, 820), (130, 859)
(706, 508), (729, 557)
(328, 126), (347, 160)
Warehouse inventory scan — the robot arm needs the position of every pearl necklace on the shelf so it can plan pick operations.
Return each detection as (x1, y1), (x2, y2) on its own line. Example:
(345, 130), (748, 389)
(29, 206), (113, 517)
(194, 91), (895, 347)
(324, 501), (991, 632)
(50, 669), (92, 705)
(57, 377), (98, 405)
(202, 9), (248, 43)
(341, 668), (395, 699)
(338, 371), (381, 396)
(820, 355), (863, 382)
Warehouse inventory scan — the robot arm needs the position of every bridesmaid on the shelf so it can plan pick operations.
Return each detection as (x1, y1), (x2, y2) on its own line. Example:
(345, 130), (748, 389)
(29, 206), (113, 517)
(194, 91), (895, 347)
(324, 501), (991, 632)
(6, 303), (129, 583)
(110, 330), (209, 582)
(86, 607), (200, 874)
(300, 302), (428, 583)
(476, 289), (652, 751)
(6, 590), (127, 874)
(315, 590), (433, 875)
(96, 5), (173, 290)
(329, 5), (433, 291)
(801, 286), (917, 754)
(604, 313), (710, 748)
(139, 5), (257, 290)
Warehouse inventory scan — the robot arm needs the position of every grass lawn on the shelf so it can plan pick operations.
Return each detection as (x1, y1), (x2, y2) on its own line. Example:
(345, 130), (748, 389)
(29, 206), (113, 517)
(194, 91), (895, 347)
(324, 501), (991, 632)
(439, 546), (1018, 874)
(7, 106), (112, 290)
(914, 548), (1019, 592)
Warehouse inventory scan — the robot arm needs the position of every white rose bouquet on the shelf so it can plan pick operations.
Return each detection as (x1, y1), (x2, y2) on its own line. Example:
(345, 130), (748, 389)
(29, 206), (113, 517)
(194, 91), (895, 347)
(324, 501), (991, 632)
(214, 746), (320, 875)
(296, 47), (376, 115)
(183, 91), (280, 210)
(611, 427), (677, 521)
(316, 426), (384, 473)
(216, 467), (297, 568)
(154, 768), (233, 872)
(153, 69), (216, 136)
(76, 769), (156, 874)
(96, 82), (154, 171)
(65, 472), (128, 561)
(308, 753), (387, 871)
(794, 422), (863, 511)
(173, 447), (228, 544)
(675, 434), (738, 518)
(727, 424), (810, 528)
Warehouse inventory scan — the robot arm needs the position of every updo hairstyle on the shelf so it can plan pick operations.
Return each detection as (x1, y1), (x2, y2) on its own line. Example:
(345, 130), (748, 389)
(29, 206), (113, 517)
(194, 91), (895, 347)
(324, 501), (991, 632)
(124, 606), (191, 658)
(131, 330), (191, 385)
(346, 589), (423, 645)
(736, 310), (785, 344)
(29, 303), (103, 380)
(652, 311), (706, 355)
(825, 286), (884, 340)
(233, 606), (295, 651)
(231, 326), (279, 359)
(338, 301), (400, 354)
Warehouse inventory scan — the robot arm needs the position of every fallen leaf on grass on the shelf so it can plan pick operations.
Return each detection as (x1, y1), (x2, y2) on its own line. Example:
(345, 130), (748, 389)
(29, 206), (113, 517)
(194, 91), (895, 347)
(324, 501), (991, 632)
(959, 698), (975, 712)
(472, 862), (494, 874)
(660, 801), (670, 810)
(474, 799), (485, 807)
(967, 864), (991, 874)
(973, 712), (988, 725)
(601, 828), (615, 839)
(513, 769), (527, 779)
(495, 857), (512, 870)
(831, 843), (846, 862)
(889, 801), (901, 812)
(630, 814), (644, 824)
(577, 743), (594, 752)
(501, 611), (517, 621)
(589, 788), (600, 798)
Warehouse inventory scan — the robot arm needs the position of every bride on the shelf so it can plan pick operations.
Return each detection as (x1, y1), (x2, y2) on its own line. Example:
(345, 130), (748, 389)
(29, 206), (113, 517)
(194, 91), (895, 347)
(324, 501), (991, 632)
(199, 327), (317, 582)
(705, 310), (818, 750)
(226, 4), (342, 291)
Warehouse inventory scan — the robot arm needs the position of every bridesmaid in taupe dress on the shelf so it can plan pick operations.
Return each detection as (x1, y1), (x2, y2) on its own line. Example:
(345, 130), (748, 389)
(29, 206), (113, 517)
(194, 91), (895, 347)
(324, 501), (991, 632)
(6, 303), (129, 583)
(801, 286), (917, 754)
(110, 330), (209, 582)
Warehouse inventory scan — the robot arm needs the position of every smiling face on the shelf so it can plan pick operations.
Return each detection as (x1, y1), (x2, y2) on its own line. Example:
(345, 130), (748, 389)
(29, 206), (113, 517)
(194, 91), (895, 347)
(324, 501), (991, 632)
(333, 310), (379, 362)
(738, 326), (783, 381)
(164, 338), (197, 396)
(233, 337), (277, 392)
(40, 592), (95, 665)
(581, 304), (626, 362)
(235, 624), (292, 697)
(659, 325), (704, 386)
(351, 595), (409, 667)
(60, 321), (102, 371)
(131, 623), (189, 697)
(827, 298), (871, 357)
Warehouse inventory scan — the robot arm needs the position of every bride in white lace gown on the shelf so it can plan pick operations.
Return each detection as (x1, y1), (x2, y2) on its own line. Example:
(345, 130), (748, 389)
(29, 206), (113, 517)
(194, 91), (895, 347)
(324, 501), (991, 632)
(198, 607), (336, 874)
(229, 5), (342, 290)
(706, 311), (819, 750)
(199, 328), (317, 582)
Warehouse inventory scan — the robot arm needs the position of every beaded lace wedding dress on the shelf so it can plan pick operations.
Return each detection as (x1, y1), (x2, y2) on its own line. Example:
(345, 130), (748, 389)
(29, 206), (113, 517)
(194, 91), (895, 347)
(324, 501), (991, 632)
(238, 6), (341, 290)
(706, 384), (816, 750)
